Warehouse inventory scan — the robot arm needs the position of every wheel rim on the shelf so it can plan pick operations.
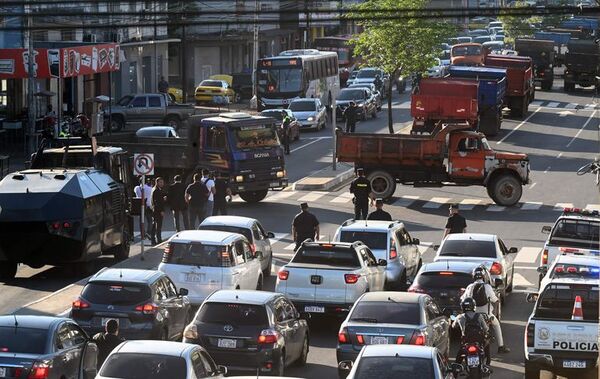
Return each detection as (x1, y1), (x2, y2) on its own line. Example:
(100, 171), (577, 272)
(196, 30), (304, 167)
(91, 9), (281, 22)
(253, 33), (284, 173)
(499, 181), (515, 199)
(371, 177), (389, 195)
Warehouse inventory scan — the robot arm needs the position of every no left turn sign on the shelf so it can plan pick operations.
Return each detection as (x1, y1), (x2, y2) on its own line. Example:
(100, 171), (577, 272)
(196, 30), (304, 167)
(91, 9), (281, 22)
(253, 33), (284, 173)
(134, 153), (155, 176)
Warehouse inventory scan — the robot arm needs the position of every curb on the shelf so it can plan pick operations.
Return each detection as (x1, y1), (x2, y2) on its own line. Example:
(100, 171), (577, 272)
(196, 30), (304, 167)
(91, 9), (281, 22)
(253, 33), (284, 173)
(293, 165), (355, 191)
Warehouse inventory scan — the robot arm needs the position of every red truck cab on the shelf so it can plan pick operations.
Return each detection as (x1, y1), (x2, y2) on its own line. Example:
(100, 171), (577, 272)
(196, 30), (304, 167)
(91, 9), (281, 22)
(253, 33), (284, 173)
(451, 43), (485, 66)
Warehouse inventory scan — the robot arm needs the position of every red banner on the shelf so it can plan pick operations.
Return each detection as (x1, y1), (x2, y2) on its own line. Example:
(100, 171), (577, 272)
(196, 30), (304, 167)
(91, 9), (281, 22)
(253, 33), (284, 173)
(61, 43), (120, 78)
(0, 48), (52, 79)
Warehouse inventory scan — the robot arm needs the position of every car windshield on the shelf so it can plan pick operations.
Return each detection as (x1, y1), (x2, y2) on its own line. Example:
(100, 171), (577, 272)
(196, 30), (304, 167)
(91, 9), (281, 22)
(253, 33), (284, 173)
(338, 89), (365, 101)
(258, 68), (302, 93)
(81, 282), (151, 306)
(289, 101), (316, 112)
(166, 242), (232, 267)
(357, 70), (377, 78)
(0, 327), (47, 354)
(196, 303), (269, 327)
(292, 246), (360, 267)
(353, 357), (434, 379)
(535, 284), (598, 321)
(350, 301), (421, 324)
(260, 111), (285, 121)
(549, 219), (600, 250)
(198, 225), (252, 241)
(99, 353), (187, 379)
(452, 45), (482, 56)
(439, 240), (497, 258)
(232, 125), (280, 149)
(339, 231), (387, 250)
(414, 271), (473, 289)
(200, 80), (223, 88)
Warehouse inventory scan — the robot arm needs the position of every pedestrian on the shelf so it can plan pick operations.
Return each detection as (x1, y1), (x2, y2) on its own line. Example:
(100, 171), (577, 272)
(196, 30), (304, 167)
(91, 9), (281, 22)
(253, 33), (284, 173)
(343, 101), (358, 133)
(367, 198), (393, 221)
(185, 173), (209, 228)
(151, 177), (166, 245)
(292, 202), (320, 251)
(280, 114), (291, 155)
(213, 172), (232, 216)
(92, 319), (124, 370)
(158, 76), (169, 94)
(134, 177), (153, 240)
(374, 74), (383, 93)
(349, 168), (374, 220)
(202, 169), (216, 220)
(167, 175), (189, 231)
(443, 203), (467, 239)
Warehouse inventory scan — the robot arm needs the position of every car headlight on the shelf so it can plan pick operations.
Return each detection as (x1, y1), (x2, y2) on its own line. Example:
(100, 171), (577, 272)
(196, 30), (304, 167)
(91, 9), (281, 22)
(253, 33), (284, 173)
(276, 170), (285, 178)
(183, 324), (198, 340)
(235, 175), (244, 183)
(358, 103), (364, 107)
(307, 116), (314, 122)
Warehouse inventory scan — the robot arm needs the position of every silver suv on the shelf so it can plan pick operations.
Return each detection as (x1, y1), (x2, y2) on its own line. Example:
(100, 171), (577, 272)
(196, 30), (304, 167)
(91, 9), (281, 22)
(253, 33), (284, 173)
(334, 220), (421, 289)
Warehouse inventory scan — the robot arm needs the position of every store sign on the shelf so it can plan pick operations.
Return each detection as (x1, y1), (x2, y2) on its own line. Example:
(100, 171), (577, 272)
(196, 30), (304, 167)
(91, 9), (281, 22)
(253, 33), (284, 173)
(61, 44), (120, 78)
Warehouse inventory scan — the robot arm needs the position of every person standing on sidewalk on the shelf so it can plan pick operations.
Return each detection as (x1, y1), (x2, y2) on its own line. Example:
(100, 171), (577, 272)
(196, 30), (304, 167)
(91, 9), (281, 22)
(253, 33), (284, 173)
(185, 173), (208, 228)
(151, 177), (166, 245)
(213, 172), (232, 215)
(134, 177), (153, 240)
(350, 168), (374, 220)
(167, 175), (188, 231)
(202, 169), (216, 220)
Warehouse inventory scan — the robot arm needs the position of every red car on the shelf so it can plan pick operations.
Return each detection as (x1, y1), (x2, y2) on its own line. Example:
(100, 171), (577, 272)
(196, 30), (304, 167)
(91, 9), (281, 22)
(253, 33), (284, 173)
(259, 109), (301, 142)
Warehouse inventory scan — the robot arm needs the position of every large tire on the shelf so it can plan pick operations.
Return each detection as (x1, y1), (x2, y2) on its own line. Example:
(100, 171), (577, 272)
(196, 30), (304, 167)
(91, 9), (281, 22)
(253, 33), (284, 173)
(490, 175), (522, 206)
(367, 170), (397, 200)
(0, 262), (17, 282)
(164, 115), (182, 131)
(239, 189), (268, 203)
(109, 116), (125, 132)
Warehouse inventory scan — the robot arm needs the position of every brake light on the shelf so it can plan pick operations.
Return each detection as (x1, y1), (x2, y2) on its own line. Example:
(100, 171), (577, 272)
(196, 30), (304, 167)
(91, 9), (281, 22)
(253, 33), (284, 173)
(278, 270), (289, 280)
(344, 274), (361, 284)
(28, 362), (50, 379)
(567, 266), (577, 273)
(560, 247), (579, 253)
(389, 248), (398, 260)
(356, 335), (365, 345)
(338, 328), (349, 344)
(467, 345), (478, 354)
(410, 331), (426, 345)
(135, 303), (158, 314)
(490, 262), (503, 275)
(407, 285), (424, 293)
(257, 329), (279, 344)
(72, 299), (90, 310)
(555, 265), (564, 273)
(162, 244), (171, 263)
(526, 323), (535, 347)
(542, 249), (548, 265)
(439, 271), (454, 276)
(51, 222), (60, 230)
(396, 336), (404, 344)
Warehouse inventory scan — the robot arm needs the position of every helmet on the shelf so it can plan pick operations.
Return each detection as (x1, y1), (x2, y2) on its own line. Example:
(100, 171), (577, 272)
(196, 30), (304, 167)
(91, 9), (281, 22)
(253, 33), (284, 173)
(461, 297), (477, 312)
(473, 266), (486, 281)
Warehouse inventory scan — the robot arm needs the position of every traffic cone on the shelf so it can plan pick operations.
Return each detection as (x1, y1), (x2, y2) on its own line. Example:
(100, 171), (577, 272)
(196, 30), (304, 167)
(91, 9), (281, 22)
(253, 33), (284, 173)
(571, 295), (583, 321)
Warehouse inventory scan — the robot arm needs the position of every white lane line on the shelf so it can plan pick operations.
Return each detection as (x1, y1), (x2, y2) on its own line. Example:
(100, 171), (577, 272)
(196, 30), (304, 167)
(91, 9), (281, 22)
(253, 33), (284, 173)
(554, 202), (574, 211)
(546, 101), (559, 108)
(586, 204), (600, 212)
(514, 247), (541, 264)
(497, 107), (541, 145)
(290, 137), (327, 153)
(393, 195), (420, 207)
(529, 182), (537, 189)
(520, 202), (543, 211)
(565, 103), (577, 109)
(459, 198), (482, 210)
(297, 191), (327, 202)
(566, 110), (597, 148)
(585, 103), (596, 109)
(543, 166), (551, 174)
(487, 205), (506, 212)
(331, 192), (354, 203)
(557, 152), (563, 158)
(422, 197), (452, 209)
(512, 272), (535, 288)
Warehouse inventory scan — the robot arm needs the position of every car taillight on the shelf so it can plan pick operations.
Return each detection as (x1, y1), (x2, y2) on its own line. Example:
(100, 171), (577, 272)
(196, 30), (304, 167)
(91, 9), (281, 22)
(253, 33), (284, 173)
(407, 285), (424, 293)
(490, 262), (503, 275)
(344, 274), (361, 284)
(526, 323), (535, 347)
(542, 249), (548, 265)
(396, 336), (404, 344)
(135, 303), (158, 314)
(258, 329), (279, 344)
(162, 244), (171, 263)
(389, 248), (398, 260)
(338, 328), (349, 344)
(555, 265), (564, 273)
(278, 270), (289, 280)
(28, 362), (50, 379)
(410, 331), (426, 346)
(467, 345), (478, 354)
(356, 334), (365, 345)
(72, 299), (90, 310)
(567, 266), (578, 273)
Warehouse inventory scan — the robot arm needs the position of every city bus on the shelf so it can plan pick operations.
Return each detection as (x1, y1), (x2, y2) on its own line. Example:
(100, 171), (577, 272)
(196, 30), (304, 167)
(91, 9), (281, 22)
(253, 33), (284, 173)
(313, 36), (357, 86)
(256, 49), (339, 111)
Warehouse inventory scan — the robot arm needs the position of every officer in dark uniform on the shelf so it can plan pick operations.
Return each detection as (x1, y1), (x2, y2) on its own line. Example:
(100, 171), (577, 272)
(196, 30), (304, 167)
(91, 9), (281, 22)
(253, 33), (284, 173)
(343, 102), (358, 133)
(292, 202), (320, 250)
(281, 114), (292, 155)
(367, 198), (393, 221)
(443, 203), (467, 239)
(350, 168), (373, 220)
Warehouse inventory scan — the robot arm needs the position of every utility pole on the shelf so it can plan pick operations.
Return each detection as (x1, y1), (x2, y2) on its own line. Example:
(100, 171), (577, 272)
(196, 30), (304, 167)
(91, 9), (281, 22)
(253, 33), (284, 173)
(180, 0), (187, 102)
(26, 6), (36, 155)
(252, 0), (259, 98)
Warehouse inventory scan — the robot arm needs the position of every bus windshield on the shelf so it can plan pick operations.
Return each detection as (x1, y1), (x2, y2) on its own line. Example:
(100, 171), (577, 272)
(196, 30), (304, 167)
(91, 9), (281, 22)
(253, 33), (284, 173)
(232, 125), (280, 149)
(258, 68), (302, 93)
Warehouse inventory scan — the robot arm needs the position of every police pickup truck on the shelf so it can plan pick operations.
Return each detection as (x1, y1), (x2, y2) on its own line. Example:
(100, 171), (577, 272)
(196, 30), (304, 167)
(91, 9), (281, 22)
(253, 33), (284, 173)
(524, 266), (599, 379)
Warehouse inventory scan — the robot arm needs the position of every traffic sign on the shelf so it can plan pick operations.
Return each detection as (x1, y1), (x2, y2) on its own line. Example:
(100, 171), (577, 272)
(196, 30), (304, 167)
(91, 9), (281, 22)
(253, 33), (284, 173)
(133, 153), (155, 176)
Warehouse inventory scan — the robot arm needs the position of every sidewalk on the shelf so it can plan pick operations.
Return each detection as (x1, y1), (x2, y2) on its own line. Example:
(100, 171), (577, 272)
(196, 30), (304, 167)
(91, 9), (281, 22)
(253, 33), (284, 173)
(293, 162), (355, 191)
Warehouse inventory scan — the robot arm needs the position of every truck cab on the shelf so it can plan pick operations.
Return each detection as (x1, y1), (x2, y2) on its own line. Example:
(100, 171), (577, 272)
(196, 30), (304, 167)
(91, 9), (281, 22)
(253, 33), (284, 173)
(451, 43), (485, 66)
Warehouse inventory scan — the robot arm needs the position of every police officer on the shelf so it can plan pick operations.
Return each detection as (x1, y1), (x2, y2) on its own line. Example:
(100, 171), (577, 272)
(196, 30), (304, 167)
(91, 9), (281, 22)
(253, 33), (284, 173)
(443, 203), (467, 239)
(350, 168), (374, 220)
(343, 102), (358, 133)
(281, 114), (291, 155)
(367, 198), (392, 221)
(292, 202), (320, 250)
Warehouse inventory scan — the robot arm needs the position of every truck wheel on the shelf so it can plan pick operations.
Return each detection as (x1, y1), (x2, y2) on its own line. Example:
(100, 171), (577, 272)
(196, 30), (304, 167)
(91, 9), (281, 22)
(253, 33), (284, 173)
(490, 175), (522, 206)
(0, 262), (17, 282)
(109, 116), (125, 132)
(165, 116), (182, 131)
(524, 364), (539, 379)
(239, 189), (268, 203)
(367, 170), (396, 200)
(541, 81), (552, 91)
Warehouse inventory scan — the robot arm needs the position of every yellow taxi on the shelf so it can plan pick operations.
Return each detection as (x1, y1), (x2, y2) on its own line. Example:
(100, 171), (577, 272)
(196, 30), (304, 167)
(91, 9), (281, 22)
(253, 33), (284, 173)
(167, 87), (183, 103)
(194, 75), (236, 104)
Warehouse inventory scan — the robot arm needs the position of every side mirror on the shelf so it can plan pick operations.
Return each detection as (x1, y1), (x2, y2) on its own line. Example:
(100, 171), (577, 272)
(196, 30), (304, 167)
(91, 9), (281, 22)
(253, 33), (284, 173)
(526, 292), (538, 303)
(378, 259), (388, 267)
(179, 288), (189, 296)
(413, 238), (421, 245)
(338, 360), (353, 374)
(508, 247), (518, 254)
(541, 226), (551, 234)
(494, 278), (503, 287)
(537, 266), (548, 275)
(267, 231), (275, 239)
(218, 365), (228, 375)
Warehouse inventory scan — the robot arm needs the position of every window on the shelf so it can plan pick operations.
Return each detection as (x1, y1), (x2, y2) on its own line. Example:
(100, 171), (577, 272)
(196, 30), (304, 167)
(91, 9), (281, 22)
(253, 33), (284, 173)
(66, 324), (87, 346)
(206, 126), (227, 151)
(196, 303), (269, 327)
(100, 353), (187, 378)
(200, 351), (218, 375)
(361, 248), (378, 266)
(498, 239), (509, 255)
(457, 137), (479, 152)
(438, 240), (497, 258)
(401, 229), (412, 245)
(56, 324), (81, 349)
(257, 223), (268, 239)
(0, 327), (47, 354)
(162, 277), (178, 298)
(154, 280), (168, 302)
(243, 242), (253, 260)
(274, 299), (287, 322)
(396, 230), (408, 246)
(148, 96), (162, 107)
(131, 96), (147, 108)
(340, 231), (387, 250)
(535, 285), (598, 320)
(292, 246), (360, 267)
(252, 223), (263, 240)
(350, 301), (421, 324)
(81, 283), (151, 306)
(166, 242), (233, 267)
(550, 219), (600, 250)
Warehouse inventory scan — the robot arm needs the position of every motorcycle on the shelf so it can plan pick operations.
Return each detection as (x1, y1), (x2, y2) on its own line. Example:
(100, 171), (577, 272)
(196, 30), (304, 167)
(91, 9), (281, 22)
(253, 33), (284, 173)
(456, 341), (492, 379)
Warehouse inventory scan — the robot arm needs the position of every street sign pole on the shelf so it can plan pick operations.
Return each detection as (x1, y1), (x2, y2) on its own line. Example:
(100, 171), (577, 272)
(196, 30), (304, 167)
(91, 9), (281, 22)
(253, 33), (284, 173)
(133, 153), (154, 262)
(140, 174), (145, 261)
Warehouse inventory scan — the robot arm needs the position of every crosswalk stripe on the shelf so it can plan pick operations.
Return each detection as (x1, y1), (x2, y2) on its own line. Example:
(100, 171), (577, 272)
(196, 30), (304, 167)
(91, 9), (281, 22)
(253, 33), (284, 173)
(331, 192), (353, 203)
(585, 103), (596, 109)
(546, 101), (559, 108)
(487, 205), (505, 212)
(520, 201), (543, 211)
(298, 191), (327, 202)
(269, 233), (289, 244)
(459, 198), (482, 210)
(514, 247), (541, 264)
(423, 197), (452, 209)
(398, 101), (411, 109)
(554, 202), (574, 211)
(565, 103), (577, 109)
(393, 195), (420, 207)
(268, 191), (295, 201)
(283, 234), (327, 250)
(531, 100), (543, 107)
(586, 204), (600, 212)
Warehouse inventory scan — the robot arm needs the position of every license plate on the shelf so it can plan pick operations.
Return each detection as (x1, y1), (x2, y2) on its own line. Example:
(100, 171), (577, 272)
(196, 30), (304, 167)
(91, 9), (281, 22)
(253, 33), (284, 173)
(370, 336), (388, 345)
(563, 360), (586, 368)
(467, 355), (480, 367)
(304, 306), (325, 313)
(185, 273), (205, 282)
(217, 338), (237, 349)
(270, 182), (281, 187)
(0, 367), (6, 377)
(102, 318), (118, 327)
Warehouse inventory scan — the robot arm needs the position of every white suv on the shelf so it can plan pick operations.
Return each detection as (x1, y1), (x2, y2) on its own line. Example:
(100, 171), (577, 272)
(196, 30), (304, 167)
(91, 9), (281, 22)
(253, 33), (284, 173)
(333, 220), (421, 289)
(159, 230), (263, 306)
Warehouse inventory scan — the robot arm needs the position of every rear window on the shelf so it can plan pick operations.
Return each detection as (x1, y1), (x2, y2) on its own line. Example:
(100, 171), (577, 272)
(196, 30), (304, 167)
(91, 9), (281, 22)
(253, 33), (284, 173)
(339, 231), (387, 250)
(196, 303), (269, 327)
(350, 301), (421, 325)
(439, 240), (497, 258)
(99, 353), (187, 379)
(198, 225), (252, 241)
(0, 327), (47, 354)
(354, 357), (434, 379)
(414, 271), (473, 289)
(81, 282), (151, 306)
(165, 242), (232, 267)
(292, 246), (360, 267)
(550, 219), (600, 250)
(535, 284), (599, 321)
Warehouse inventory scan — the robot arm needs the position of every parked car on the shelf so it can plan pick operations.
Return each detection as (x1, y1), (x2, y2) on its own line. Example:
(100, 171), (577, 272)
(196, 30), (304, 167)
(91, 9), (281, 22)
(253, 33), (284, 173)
(195, 79), (235, 105)
(347, 83), (382, 111)
(70, 268), (191, 340)
(0, 315), (98, 379)
(158, 230), (264, 306)
(334, 219), (421, 290)
(168, 87), (183, 103)
(183, 290), (309, 376)
(336, 292), (451, 366)
(135, 126), (180, 138)
(469, 29), (489, 37)
(288, 98), (328, 130)
(434, 233), (517, 302)
(198, 215), (275, 276)
(259, 109), (301, 142)
(336, 88), (377, 121)
(338, 345), (458, 379)
(97, 340), (227, 379)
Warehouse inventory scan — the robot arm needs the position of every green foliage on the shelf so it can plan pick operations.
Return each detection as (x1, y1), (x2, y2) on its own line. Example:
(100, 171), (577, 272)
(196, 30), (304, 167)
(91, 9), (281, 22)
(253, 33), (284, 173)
(498, 2), (539, 44)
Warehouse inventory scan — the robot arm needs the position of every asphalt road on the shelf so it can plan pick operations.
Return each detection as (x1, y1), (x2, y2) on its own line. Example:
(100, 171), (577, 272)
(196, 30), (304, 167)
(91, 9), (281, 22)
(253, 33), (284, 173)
(1, 79), (599, 379)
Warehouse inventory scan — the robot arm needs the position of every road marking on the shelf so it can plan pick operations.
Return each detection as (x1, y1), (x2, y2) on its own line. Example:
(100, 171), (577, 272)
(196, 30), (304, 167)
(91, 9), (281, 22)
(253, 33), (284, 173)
(459, 198), (482, 210)
(520, 201), (543, 210)
(297, 191), (327, 202)
(543, 166), (551, 174)
(398, 101), (411, 109)
(497, 107), (541, 145)
(268, 191), (296, 201)
(284, 234), (327, 250)
(585, 103), (596, 110)
(565, 103), (577, 109)
(487, 205), (505, 212)
(512, 272), (535, 288)
(514, 247), (541, 264)
(290, 137), (327, 153)
(546, 101), (559, 108)
(556, 152), (563, 158)
(393, 195), (420, 207)
(566, 110), (597, 148)
(331, 192), (354, 203)
(269, 233), (289, 245)
(422, 197), (451, 208)
(586, 204), (600, 211)
(531, 100), (543, 107)
(529, 182), (537, 189)
(554, 202), (574, 211)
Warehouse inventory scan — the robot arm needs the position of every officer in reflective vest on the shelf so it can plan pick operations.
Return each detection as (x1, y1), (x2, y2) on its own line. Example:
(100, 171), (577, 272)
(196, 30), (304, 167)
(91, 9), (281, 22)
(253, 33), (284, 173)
(349, 168), (374, 220)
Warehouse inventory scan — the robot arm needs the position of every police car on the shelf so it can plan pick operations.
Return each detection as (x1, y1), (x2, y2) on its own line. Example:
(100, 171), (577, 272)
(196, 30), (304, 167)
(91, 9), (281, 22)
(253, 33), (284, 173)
(538, 253), (600, 289)
(539, 208), (600, 283)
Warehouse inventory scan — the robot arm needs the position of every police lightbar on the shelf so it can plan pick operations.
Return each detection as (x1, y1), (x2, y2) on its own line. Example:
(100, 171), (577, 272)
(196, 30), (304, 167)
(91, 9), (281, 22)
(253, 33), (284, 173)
(554, 264), (600, 278)
(562, 207), (600, 216)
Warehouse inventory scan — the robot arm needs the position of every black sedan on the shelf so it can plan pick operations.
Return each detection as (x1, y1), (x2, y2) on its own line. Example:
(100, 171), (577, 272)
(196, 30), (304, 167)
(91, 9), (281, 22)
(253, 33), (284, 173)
(183, 290), (309, 376)
(0, 315), (98, 379)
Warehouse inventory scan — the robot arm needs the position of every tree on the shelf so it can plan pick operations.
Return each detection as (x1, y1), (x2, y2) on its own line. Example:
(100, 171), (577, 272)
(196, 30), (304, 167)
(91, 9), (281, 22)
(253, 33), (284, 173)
(498, 2), (540, 45)
(347, 0), (455, 133)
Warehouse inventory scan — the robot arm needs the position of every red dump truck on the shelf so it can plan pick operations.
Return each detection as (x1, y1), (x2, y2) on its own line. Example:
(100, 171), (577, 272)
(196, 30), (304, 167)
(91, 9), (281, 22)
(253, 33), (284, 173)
(484, 54), (535, 117)
(411, 78), (479, 134)
(336, 123), (530, 206)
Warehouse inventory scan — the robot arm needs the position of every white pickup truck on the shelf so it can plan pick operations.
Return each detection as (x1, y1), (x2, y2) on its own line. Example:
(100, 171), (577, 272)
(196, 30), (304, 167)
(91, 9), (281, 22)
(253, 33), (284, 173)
(524, 276), (599, 378)
(275, 241), (387, 317)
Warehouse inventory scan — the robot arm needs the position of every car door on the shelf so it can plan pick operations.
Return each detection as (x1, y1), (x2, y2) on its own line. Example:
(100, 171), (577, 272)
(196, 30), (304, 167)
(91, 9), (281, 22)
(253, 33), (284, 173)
(57, 322), (88, 379)
(395, 229), (412, 276)
(362, 248), (384, 290)
(243, 240), (261, 286)
(127, 95), (147, 122)
(255, 222), (273, 267)
(448, 136), (486, 180)
(402, 228), (420, 276)
(498, 238), (514, 284)
(147, 95), (165, 122)
(426, 300), (449, 354)
(251, 223), (267, 267)
(273, 298), (295, 363)
(154, 278), (179, 340)
(163, 276), (188, 334)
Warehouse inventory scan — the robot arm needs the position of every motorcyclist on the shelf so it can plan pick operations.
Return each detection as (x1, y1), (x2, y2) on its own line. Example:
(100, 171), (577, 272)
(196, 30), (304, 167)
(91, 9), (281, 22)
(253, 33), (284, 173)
(452, 298), (490, 365)
(461, 267), (511, 354)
